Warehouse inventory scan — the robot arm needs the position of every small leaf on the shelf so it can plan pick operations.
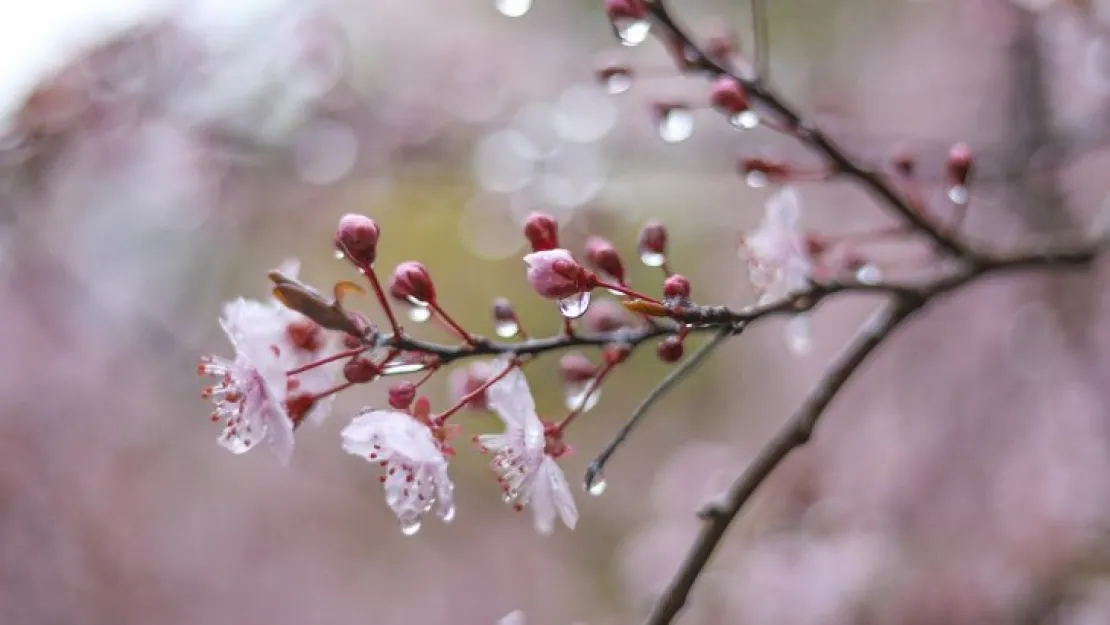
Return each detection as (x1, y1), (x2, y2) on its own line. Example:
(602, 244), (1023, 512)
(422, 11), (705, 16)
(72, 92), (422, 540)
(621, 299), (670, 317)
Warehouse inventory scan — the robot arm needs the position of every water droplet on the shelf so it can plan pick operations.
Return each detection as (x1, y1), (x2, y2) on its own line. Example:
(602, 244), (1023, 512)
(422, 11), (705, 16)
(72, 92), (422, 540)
(333, 249), (345, 260)
(502, 492), (515, 504)
(587, 477), (607, 497)
(408, 305), (432, 323)
(442, 505), (457, 523)
(744, 171), (768, 188)
(496, 0), (532, 17)
(495, 319), (520, 338)
(400, 518), (422, 536)
(729, 110), (760, 130)
(640, 251), (667, 267)
(381, 361), (428, 375)
(947, 185), (969, 205)
(604, 72), (633, 95)
(558, 291), (592, 319)
(656, 107), (694, 143)
(855, 264), (882, 284)
(614, 18), (651, 47)
(785, 315), (812, 355)
(564, 381), (601, 412)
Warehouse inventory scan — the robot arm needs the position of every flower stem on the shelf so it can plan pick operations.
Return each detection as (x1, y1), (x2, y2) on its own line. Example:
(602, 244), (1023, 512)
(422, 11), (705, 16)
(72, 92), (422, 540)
(429, 300), (476, 345)
(594, 280), (663, 304)
(364, 265), (403, 337)
(555, 362), (615, 434)
(286, 346), (369, 375)
(435, 359), (519, 424)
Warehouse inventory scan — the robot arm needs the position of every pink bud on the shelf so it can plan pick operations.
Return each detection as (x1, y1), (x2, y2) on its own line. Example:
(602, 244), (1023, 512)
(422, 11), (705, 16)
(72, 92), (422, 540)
(523, 212), (560, 252)
(343, 358), (378, 383)
(663, 274), (691, 300)
(492, 298), (515, 323)
(638, 220), (668, 264)
(524, 249), (590, 299)
(389, 261), (436, 304)
(946, 143), (973, 186)
(605, 0), (647, 20)
(335, 214), (380, 266)
(657, 336), (684, 362)
(585, 236), (626, 284)
(709, 76), (748, 114)
(560, 352), (599, 384)
(388, 381), (417, 410)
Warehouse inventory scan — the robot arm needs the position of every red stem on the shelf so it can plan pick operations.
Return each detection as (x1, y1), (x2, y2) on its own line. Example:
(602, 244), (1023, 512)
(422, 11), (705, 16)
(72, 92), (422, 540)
(594, 280), (663, 304)
(555, 363), (615, 434)
(286, 346), (369, 375)
(429, 300), (476, 345)
(365, 266), (402, 337)
(435, 359), (520, 424)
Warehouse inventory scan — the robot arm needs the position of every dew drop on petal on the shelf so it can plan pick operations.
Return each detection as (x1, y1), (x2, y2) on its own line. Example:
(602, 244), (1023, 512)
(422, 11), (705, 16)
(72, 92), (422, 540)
(729, 110), (760, 130)
(744, 171), (768, 188)
(614, 18), (651, 47)
(495, 319), (520, 338)
(496, 0), (532, 17)
(855, 264), (882, 284)
(408, 305), (431, 323)
(587, 476), (607, 497)
(400, 518), (422, 536)
(785, 315), (812, 355)
(947, 185), (969, 205)
(657, 107), (694, 143)
(558, 291), (592, 319)
(640, 251), (667, 267)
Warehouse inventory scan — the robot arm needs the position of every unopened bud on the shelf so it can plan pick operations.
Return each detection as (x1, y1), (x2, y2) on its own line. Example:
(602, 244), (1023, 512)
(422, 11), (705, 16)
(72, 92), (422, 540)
(605, 0), (647, 20)
(389, 262), (436, 305)
(388, 381), (417, 410)
(343, 358), (378, 384)
(560, 352), (599, 384)
(524, 249), (590, 299)
(335, 214), (380, 266)
(657, 336), (684, 362)
(585, 236), (626, 285)
(946, 143), (973, 187)
(709, 76), (749, 114)
(523, 211), (560, 252)
(637, 220), (668, 267)
(663, 274), (691, 300)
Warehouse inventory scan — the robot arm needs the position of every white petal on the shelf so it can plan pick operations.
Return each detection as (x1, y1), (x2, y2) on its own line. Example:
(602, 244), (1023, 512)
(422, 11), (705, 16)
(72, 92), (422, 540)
(267, 411), (296, 466)
(766, 186), (801, 227)
(485, 358), (538, 428)
(541, 456), (578, 530)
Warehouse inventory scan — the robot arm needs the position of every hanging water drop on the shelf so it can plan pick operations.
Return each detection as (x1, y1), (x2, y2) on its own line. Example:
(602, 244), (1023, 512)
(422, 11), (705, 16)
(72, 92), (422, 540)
(334, 249), (345, 260)
(442, 505), (456, 523)
(730, 110), (760, 130)
(604, 72), (633, 95)
(496, 0), (532, 17)
(495, 319), (520, 338)
(564, 381), (601, 412)
(380, 361), (428, 375)
(614, 18), (651, 47)
(400, 518), (422, 536)
(744, 171), (768, 188)
(656, 107), (694, 143)
(558, 291), (592, 319)
(947, 185), (969, 205)
(640, 250), (666, 267)
(587, 476), (607, 497)
(407, 299), (432, 323)
(855, 263), (882, 284)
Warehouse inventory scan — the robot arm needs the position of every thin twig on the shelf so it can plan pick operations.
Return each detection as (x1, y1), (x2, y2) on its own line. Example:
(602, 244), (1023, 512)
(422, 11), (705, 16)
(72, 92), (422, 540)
(751, 0), (770, 81)
(585, 325), (738, 491)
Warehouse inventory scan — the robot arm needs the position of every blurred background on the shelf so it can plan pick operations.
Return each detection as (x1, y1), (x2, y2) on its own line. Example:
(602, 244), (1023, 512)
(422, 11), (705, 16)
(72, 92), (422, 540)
(3, 0), (1110, 623)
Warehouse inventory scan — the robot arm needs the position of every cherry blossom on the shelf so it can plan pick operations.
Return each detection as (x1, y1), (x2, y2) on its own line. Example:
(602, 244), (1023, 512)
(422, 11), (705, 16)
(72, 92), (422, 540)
(523, 249), (588, 299)
(341, 408), (456, 534)
(476, 358), (578, 535)
(741, 186), (812, 304)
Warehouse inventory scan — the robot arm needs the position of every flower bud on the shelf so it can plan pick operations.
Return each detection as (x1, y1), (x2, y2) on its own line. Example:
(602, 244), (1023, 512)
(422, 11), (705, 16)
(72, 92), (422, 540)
(582, 298), (636, 333)
(388, 381), (417, 410)
(663, 274), (691, 300)
(605, 0), (647, 20)
(709, 76), (748, 114)
(343, 358), (378, 383)
(335, 213), (380, 266)
(523, 211), (560, 252)
(946, 142), (973, 187)
(389, 261), (436, 305)
(447, 361), (493, 411)
(657, 336), (684, 362)
(637, 220), (668, 267)
(560, 352), (599, 384)
(585, 236), (626, 285)
(524, 249), (590, 299)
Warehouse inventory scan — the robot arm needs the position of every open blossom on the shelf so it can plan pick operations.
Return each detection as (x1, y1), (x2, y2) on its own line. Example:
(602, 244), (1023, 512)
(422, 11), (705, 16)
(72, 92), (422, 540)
(741, 187), (812, 304)
(523, 249), (588, 299)
(341, 409), (455, 533)
(198, 259), (349, 464)
(476, 359), (578, 535)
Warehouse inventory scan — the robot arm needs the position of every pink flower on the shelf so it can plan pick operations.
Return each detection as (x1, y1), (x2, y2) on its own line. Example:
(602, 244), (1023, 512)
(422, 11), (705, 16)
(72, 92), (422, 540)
(476, 358), (578, 535)
(341, 409), (456, 533)
(741, 187), (812, 304)
(523, 249), (589, 300)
